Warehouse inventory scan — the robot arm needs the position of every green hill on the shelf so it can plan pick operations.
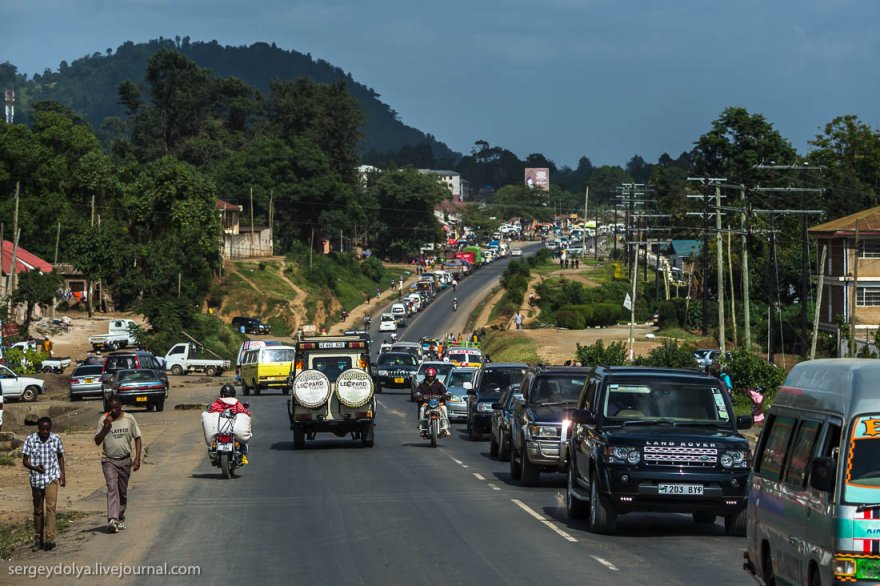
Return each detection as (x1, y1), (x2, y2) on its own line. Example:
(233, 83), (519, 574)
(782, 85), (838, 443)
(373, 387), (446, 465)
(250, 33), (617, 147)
(0, 37), (458, 160)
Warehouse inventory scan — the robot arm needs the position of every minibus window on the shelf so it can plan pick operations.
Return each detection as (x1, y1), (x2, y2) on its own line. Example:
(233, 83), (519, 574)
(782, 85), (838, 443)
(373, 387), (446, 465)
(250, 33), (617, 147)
(845, 415), (880, 503)
(784, 420), (820, 488)
(756, 415), (795, 481)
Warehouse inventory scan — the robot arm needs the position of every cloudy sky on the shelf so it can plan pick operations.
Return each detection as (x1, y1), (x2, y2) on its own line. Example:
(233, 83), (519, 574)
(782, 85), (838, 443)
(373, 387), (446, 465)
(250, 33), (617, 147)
(2, 0), (878, 167)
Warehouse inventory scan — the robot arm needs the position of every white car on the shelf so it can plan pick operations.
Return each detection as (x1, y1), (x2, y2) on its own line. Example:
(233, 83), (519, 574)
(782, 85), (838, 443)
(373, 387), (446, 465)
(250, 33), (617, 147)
(379, 313), (398, 332)
(511, 249), (523, 257)
(0, 365), (44, 402)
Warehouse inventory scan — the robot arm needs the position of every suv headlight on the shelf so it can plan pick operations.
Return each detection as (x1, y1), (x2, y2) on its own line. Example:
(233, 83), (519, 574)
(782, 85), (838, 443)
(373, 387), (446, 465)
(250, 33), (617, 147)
(605, 445), (641, 465)
(378, 370), (389, 376)
(476, 402), (494, 412)
(720, 449), (750, 469)
(527, 424), (560, 438)
(833, 557), (856, 577)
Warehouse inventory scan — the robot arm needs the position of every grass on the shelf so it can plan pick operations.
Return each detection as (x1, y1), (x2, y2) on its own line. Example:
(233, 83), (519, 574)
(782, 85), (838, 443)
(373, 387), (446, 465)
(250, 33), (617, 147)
(656, 327), (704, 343)
(482, 331), (541, 365)
(465, 287), (498, 332)
(0, 511), (86, 558)
(0, 452), (19, 466)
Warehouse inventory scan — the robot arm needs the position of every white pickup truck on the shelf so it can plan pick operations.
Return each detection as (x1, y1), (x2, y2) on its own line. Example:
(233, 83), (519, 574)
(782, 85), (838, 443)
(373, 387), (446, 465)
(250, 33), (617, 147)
(164, 342), (230, 376)
(89, 319), (138, 351)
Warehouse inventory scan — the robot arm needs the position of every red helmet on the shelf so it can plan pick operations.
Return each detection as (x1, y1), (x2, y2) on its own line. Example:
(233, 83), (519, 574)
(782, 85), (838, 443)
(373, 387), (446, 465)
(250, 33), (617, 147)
(425, 367), (438, 378)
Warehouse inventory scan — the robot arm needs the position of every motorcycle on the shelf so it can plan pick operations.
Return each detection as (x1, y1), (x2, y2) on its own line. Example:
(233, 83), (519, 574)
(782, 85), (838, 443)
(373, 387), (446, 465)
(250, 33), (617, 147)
(452, 299), (458, 311)
(417, 393), (451, 448)
(208, 407), (248, 479)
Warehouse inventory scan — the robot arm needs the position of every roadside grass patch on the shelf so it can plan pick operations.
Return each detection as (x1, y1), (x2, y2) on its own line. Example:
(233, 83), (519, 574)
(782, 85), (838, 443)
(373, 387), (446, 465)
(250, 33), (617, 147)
(656, 327), (703, 343)
(482, 331), (541, 364)
(0, 511), (86, 558)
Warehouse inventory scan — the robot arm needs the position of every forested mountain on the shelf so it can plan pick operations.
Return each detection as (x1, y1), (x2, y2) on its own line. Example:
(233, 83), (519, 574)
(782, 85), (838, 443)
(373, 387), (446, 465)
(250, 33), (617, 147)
(0, 37), (459, 161)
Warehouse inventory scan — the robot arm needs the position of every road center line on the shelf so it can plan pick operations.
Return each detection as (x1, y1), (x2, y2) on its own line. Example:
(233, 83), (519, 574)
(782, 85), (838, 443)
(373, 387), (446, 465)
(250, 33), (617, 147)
(473, 473), (485, 480)
(591, 556), (619, 571)
(511, 499), (578, 543)
(488, 483), (502, 491)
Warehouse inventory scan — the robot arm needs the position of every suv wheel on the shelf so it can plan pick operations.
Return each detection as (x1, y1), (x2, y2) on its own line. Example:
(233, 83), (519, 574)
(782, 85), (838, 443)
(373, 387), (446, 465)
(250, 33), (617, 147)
(469, 425), (482, 442)
(724, 509), (746, 536)
(171, 365), (183, 376)
(693, 512), (716, 524)
(498, 430), (511, 461)
(509, 443), (522, 480)
(566, 466), (589, 519)
(21, 386), (39, 402)
(588, 471), (616, 534)
(155, 398), (165, 412)
(520, 444), (540, 486)
(292, 424), (306, 450)
(242, 382), (250, 396)
(489, 432), (499, 458)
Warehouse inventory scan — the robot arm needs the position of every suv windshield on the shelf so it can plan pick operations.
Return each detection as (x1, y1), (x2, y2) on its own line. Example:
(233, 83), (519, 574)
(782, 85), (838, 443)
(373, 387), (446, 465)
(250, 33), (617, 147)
(529, 374), (585, 404)
(378, 353), (417, 367)
(480, 367), (527, 394)
(602, 378), (731, 424)
(447, 369), (476, 387)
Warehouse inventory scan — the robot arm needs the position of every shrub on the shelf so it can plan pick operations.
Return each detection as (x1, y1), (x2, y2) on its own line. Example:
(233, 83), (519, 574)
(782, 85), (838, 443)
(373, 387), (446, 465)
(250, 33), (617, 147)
(721, 347), (785, 411)
(556, 308), (585, 329)
(361, 256), (385, 283)
(575, 339), (628, 367)
(636, 339), (698, 368)
(590, 303), (623, 326)
(655, 299), (687, 330)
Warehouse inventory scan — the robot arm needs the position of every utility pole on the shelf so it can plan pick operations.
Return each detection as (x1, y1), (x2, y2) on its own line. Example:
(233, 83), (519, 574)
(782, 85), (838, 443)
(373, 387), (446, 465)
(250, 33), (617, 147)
(687, 178), (725, 337)
(850, 225), (860, 357)
(810, 245), (828, 360)
(727, 228), (737, 346)
(715, 183), (725, 352)
(7, 183), (20, 299)
(740, 187), (751, 350)
(583, 186), (589, 253)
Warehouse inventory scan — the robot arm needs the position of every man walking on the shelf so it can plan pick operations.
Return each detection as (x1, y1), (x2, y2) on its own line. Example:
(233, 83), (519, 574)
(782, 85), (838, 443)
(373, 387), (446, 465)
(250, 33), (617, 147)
(22, 416), (65, 551)
(514, 312), (523, 330)
(94, 396), (142, 533)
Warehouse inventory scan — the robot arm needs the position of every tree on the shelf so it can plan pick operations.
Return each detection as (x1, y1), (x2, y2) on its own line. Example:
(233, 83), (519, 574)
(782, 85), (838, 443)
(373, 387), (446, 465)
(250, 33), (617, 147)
(693, 106), (797, 180)
(575, 340), (628, 367)
(12, 271), (63, 336)
(636, 340), (698, 368)
(809, 115), (880, 217)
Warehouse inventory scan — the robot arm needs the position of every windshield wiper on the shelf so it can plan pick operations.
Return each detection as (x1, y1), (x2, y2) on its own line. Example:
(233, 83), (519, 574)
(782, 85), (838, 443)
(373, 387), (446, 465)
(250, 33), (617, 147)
(857, 503), (880, 512)
(622, 418), (677, 427)
(534, 400), (577, 407)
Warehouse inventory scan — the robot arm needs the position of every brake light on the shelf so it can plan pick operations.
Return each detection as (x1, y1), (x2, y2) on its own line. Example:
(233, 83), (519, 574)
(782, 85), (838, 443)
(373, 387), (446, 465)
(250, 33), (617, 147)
(217, 434), (232, 443)
(295, 414), (311, 422)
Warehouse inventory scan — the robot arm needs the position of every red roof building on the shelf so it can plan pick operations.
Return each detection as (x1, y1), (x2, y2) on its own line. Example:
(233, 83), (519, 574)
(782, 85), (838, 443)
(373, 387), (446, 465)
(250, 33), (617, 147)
(1, 241), (53, 275)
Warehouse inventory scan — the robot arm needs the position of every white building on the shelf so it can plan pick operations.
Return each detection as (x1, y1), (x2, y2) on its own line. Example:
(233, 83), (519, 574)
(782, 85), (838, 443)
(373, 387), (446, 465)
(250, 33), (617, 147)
(419, 169), (471, 201)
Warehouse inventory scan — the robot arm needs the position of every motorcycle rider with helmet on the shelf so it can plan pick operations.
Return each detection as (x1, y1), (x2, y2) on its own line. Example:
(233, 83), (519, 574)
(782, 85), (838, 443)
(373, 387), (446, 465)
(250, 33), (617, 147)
(415, 367), (450, 436)
(208, 384), (251, 465)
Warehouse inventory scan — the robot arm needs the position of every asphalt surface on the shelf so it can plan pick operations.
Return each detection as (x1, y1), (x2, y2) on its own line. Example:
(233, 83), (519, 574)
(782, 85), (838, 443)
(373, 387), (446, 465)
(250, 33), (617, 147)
(131, 247), (751, 585)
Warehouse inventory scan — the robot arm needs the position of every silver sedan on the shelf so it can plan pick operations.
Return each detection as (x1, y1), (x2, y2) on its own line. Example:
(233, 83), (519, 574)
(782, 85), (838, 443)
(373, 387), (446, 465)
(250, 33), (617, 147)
(444, 367), (478, 421)
(68, 364), (104, 400)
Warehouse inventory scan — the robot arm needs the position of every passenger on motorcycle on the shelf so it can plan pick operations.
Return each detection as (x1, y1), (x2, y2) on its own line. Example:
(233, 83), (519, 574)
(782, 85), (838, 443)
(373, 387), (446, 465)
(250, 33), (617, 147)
(208, 384), (251, 464)
(415, 367), (450, 435)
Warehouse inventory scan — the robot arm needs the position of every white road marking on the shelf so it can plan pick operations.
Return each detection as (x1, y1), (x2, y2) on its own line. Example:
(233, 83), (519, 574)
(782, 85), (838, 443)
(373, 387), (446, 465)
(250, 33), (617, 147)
(591, 556), (619, 571)
(452, 458), (464, 465)
(376, 401), (405, 418)
(473, 473), (485, 481)
(488, 483), (502, 491)
(511, 499), (578, 543)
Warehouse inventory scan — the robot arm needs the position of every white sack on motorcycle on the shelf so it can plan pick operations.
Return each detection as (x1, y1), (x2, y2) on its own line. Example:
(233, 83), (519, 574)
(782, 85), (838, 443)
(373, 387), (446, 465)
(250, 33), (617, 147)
(201, 411), (253, 445)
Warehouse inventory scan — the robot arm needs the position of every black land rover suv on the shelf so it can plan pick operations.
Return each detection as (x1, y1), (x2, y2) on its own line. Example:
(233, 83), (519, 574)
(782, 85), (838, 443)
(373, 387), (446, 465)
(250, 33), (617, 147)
(232, 316), (271, 335)
(564, 366), (753, 536)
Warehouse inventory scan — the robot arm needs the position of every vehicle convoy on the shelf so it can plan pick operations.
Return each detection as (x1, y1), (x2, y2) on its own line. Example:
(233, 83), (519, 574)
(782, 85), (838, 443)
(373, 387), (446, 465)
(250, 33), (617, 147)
(376, 351), (419, 395)
(239, 344), (295, 395)
(88, 319), (138, 351)
(743, 359), (876, 586)
(564, 366), (753, 536)
(164, 342), (231, 376)
(509, 365), (589, 484)
(287, 336), (375, 448)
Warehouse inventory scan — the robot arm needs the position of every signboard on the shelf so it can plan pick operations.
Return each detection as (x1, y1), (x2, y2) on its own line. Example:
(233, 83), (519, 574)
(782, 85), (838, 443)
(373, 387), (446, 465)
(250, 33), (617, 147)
(525, 168), (550, 191)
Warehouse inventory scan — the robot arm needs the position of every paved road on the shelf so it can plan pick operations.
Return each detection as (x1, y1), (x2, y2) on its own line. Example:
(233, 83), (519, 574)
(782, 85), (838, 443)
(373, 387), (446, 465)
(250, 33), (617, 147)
(127, 248), (751, 586)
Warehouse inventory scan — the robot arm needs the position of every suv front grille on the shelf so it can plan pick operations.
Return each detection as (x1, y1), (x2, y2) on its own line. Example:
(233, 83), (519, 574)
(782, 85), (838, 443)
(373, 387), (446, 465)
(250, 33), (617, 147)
(643, 445), (718, 467)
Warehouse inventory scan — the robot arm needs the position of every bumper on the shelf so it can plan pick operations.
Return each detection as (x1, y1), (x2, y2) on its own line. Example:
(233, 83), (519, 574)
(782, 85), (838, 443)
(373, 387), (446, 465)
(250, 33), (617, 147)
(69, 384), (103, 397)
(110, 392), (166, 406)
(446, 402), (467, 420)
(526, 439), (564, 468)
(378, 376), (412, 388)
(603, 468), (749, 514)
(471, 411), (493, 431)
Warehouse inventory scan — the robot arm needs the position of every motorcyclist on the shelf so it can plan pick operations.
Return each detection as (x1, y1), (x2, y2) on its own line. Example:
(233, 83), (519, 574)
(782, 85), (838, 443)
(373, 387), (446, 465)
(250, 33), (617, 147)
(208, 384), (251, 465)
(452, 297), (458, 311)
(415, 367), (450, 436)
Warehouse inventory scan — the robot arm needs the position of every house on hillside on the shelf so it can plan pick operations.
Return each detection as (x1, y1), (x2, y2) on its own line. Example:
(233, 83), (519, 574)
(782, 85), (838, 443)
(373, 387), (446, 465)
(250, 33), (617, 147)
(217, 199), (273, 258)
(667, 240), (702, 274)
(809, 206), (880, 352)
(0, 241), (53, 295)
(419, 169), (472, 202)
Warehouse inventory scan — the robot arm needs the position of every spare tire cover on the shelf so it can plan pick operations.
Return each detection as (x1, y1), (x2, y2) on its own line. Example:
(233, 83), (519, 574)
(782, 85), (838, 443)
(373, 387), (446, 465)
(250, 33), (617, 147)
(336, 369), (374, 408)
(293, 370), (331, 408)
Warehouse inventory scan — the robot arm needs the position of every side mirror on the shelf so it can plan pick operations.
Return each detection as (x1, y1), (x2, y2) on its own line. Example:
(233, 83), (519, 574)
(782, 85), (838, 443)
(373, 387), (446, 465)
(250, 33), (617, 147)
(736, 414), (754, 430)
(242, 402), (250, 409)
(569, 409), (595, 425)
(463, 382), (473, 390)
(809, 457), (836, 492)
(491, 402), (502, 410)
(466, 389), (476, 396)
(414, 393), (423, 402)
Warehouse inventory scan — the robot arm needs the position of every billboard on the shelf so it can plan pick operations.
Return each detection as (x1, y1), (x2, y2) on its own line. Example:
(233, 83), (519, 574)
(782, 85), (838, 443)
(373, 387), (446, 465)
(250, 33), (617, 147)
(524, 168), (550, 191)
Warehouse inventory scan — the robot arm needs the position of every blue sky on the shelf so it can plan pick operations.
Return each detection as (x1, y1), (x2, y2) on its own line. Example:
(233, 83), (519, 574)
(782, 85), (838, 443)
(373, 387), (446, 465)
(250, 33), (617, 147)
(2, 0), (878, 168)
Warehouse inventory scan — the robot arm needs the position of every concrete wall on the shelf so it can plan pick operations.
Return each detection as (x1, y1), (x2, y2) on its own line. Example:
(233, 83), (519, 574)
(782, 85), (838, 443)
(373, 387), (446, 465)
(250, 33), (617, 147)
(223, 228), (273, 258)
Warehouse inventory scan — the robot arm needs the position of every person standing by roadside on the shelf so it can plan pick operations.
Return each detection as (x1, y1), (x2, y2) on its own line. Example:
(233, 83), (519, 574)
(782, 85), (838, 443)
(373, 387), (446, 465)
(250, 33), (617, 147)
(22, 417), (65, 551)
(513, 312), (523, 330)
(94, 396), (142, 534)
